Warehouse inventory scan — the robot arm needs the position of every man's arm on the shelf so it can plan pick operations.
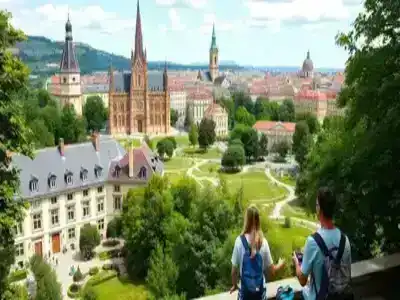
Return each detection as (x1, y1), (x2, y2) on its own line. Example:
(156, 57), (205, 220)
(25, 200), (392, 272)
(293, 236), (317, 287)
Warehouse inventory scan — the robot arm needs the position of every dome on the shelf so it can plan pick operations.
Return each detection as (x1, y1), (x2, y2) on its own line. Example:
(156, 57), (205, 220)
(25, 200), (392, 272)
(302, 50), (314, 72)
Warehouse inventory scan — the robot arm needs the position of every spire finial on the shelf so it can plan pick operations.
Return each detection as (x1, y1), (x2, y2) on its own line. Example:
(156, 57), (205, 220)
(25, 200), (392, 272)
(307, 50), (310, 59)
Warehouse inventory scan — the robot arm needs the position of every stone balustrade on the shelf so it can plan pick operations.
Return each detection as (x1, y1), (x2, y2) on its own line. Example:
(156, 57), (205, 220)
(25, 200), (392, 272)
(197, 252), (400, 300)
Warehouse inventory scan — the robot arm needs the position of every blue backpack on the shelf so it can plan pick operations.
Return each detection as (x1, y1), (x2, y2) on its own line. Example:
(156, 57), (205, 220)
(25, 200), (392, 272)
(276, 285), (295, 300)
(240, 235), (264, 299)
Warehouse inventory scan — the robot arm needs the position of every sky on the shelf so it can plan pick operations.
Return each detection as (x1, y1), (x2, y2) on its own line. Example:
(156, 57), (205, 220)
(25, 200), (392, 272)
(2, 0), (364, 68)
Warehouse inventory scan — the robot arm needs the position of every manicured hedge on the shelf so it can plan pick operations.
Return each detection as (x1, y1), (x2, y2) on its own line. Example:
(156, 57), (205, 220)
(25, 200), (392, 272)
(102, 239), (120, 247)
(98, 249), (121, 261)
(86, 270), (117, 287)
(67, 283), (81, 298)
(8, 269), (28, 283)
(89, 267), (99, 276)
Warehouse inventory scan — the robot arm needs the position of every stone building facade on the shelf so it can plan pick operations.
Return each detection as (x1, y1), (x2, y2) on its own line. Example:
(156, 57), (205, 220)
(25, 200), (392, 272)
(253, 121), (296, 150)
(204, 102), (229, 137)
(108, 2), (170, 136)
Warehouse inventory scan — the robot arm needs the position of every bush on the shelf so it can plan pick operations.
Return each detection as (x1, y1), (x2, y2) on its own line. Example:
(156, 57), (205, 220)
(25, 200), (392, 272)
(73, 266), (83, 282)
(102, 264), (113, 271)
(86, 270), (117, 287)
(284, 216), (292, 228)
(89, 267), (99, 276)
(98, 249), (121, 261)
(102, 239), (120, 247)
(67, 283), (81, 298)
(80, 224), (101, 260)
(82, 286), (98, 300)
(106, 217), (122, 239)
(8, 269), (28, 283)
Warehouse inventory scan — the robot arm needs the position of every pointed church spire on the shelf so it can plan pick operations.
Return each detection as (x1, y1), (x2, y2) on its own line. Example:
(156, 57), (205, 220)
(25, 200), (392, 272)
(163, 58), (168, 91)
(307, 50), (310, 59)
(60, 14), (79, 73)
(210, 23), (217, 50)
(134, 0), (144, 61)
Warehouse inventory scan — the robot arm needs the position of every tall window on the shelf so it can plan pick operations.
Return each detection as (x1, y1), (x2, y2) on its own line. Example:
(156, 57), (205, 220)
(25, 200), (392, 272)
(83, 189), (89, 197)
(82, 201), (90, 218)
(97, 197), (104, 213)
(51, 197), (58, 205)
(67, 193), (73, 201)
(138, 75), (141, 87)
(51, 209), (59, 226)
(97, 219), (105, 231)
(16, 243), (24, 257)
(14, 223), (23, 236)
(33, 213), (42, 230)
(113, 196), (122, 211)
(67, 206), (75, 222)
(114, 185), (120, 193)
(68, 228), (76, 240)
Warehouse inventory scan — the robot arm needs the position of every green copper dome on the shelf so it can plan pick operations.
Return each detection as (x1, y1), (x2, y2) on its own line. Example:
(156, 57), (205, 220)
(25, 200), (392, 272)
(210, 23), (217, 50)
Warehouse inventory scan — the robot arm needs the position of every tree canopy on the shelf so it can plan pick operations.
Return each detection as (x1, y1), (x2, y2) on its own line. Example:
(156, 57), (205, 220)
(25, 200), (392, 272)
(83, 95), (108, 132)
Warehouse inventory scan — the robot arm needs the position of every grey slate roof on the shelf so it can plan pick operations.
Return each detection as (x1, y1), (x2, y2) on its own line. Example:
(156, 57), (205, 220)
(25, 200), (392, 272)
(12, 137), (126, 199)
(112, 71), (165, 93)
(82, 84), (109, 94)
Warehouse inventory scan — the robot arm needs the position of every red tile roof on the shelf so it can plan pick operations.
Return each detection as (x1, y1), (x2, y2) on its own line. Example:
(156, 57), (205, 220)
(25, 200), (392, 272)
(253, 121), (296, 133)
(187, 90), (213, 100)
(204, 103), (225, 117)
(295, 90), (328, 101)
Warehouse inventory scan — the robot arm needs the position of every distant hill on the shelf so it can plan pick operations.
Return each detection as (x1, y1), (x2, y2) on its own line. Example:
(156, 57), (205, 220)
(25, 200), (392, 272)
(15, 36), (243, 76)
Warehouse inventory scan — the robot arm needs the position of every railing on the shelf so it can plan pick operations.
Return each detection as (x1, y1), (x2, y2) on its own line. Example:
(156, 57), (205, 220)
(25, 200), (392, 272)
(197, 252), (400, 300)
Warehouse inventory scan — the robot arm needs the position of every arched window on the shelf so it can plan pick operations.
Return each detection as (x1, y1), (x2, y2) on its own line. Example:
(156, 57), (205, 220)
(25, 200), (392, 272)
(113, 103), (117, 111)
(29, 178), (39, 192)
(113, 116), (117, 126)
(214, 56), (217, 65)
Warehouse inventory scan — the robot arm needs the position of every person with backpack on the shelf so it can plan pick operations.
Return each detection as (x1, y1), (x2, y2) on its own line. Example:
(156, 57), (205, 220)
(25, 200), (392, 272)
(292, 187), (354, 300)
(230, 205), (285, 300)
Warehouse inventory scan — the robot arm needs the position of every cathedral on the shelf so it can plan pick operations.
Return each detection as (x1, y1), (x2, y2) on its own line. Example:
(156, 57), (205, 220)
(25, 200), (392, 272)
(108, 1), (170, 136)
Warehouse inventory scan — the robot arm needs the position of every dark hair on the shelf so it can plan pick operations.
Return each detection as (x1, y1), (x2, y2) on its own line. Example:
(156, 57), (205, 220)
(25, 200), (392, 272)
(317, 187), (336, 219)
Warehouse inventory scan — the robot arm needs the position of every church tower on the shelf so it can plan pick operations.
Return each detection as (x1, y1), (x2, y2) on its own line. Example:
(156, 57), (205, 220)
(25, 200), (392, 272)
(58, 14), (82, 115)
(209, 23), (219, 82)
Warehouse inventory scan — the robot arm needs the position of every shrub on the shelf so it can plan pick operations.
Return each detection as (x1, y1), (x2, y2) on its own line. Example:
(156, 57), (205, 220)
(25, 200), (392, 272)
(8, 269), (28, 283)
(80, 224), (101, 260)
(67, 283), (81, 298)
(73, 266), (83, 282)
(87, 270), (117, 287)
(82, 287), (98, 300)
(284, 216), (292, 228)
(89, 267), (99, 276)
(102, 239), (120, 247)
(106, 217), (122, 239)
(102, 264), (113, 271)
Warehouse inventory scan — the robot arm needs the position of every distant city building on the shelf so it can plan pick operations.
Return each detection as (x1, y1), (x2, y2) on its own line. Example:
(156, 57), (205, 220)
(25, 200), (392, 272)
(204, 102), (229, 137)
(300, 50), (314, 78)
(57, 15), (83, 115)
(253, 121), (296, 150)
(10, 134), (162, 264)
(209, 24), (219, 82)
(108, 1), (170, 136)
(187, 88), (213, 125)
(168, 82), (187, 126)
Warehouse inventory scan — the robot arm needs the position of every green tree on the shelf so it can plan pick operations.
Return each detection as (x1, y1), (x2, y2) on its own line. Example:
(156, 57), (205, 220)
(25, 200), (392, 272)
(36, 89), (52, 108)
(292, 121), (313, 169)
(198, 118), (216, 150)
(157, 139), (174, 159)
(79, 224), (101, 260)
(184, 108), (193, 129)
(221, 145), (245, 171)
(41, 105), (62, 144)
(146, 245), (179, 298)
(83, 95), (108, 132)
(29, 119), (55, 148)
(188, 123), (198, 147)
(278, 99), (295, 122)
(234, 106), (256, 127)
(60, 104), (86, 144)
(106, 217), (122, 239)
(0, 10), (34, 297)
(30, 255), (62, 300)
(272, 141), (289, 160)
(296, 112), (320, 135)
(170, 108), (178, 127)
(258, 133), (268, 157)
(240, 127), (259, 161)
(232, 91), (253, 113)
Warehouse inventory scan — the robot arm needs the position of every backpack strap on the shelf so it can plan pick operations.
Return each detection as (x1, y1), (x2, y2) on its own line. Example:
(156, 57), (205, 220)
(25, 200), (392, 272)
(335, 232), (347, 264)
(240, 235), (250, 253)
(312, 232), (331, 258)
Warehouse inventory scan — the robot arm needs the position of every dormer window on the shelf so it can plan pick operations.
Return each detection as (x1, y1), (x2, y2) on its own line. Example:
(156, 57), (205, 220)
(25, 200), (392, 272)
(94, 165), (103, 178)
(80, 168), (88, 182)
(29, 177), (39, 192)
(138, 166), (147, 179)
(64, 171), (73, 185)
(48, 174), (57, 189)
(114, 165), (121, 177)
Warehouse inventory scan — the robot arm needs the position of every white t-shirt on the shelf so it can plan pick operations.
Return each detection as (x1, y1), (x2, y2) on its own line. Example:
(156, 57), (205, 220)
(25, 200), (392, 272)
(231, 234), (273, 284)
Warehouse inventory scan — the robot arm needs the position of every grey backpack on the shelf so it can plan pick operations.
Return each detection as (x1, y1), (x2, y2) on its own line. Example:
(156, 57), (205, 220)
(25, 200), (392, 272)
(311, 232), (354, 300)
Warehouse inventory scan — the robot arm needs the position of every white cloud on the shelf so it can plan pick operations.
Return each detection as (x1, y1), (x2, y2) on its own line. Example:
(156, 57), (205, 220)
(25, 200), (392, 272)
(155, 0), (207, 9)
(245, 0), (353, 27)
(168, 8), (186, 31)
(199, 13), (238, 35)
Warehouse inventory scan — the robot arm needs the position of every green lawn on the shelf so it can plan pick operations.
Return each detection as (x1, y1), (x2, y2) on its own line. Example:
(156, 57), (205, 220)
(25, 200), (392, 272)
(92, 276), (149, 300)
(163, 157), (195, 171)
(118, 138), (142, 149)
(183, 147), (222, 159)
(198, 162), (220, 173)
(271, 171), (296, 186)
(281, 199), (317, 222)
(165, 171), (187, 184)
(268, 222), (311, 254)
(152, 135), (189, 147)
(222, 171), (287, 202)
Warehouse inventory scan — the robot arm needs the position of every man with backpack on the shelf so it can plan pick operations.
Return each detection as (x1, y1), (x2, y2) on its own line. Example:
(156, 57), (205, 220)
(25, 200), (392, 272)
(292, 187), (354, 300)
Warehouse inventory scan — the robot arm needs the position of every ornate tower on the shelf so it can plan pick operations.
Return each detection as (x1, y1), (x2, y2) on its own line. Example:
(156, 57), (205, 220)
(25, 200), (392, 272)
(130, 0), (148, 134)
(209, 23), (219, 82)
(59, 14), (82, 115)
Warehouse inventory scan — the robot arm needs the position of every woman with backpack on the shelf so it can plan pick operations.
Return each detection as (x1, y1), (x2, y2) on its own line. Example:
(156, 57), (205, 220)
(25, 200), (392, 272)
(230, 205), (285, 300)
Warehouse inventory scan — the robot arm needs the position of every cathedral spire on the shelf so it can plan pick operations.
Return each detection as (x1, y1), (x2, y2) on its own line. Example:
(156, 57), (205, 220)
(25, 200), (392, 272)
(134, 0), (144, 61)
(307, 50), (310, 59)
(210, 23), (217, 50)
(60, 14), (79, 73)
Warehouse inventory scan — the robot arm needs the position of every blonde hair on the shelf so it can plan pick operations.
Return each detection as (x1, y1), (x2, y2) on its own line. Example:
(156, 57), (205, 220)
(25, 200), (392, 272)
(241, 205), (264, 257)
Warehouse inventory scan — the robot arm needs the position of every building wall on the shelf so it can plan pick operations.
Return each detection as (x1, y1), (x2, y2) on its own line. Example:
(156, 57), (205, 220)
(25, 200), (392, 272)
(13, 181), (145, 266)
(188, 98), (214, 125)
(259, 130), (294, 150)
(210, 113), (228, 137)
(170, 91), (187, 118)
(59, 72), (82, 115)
